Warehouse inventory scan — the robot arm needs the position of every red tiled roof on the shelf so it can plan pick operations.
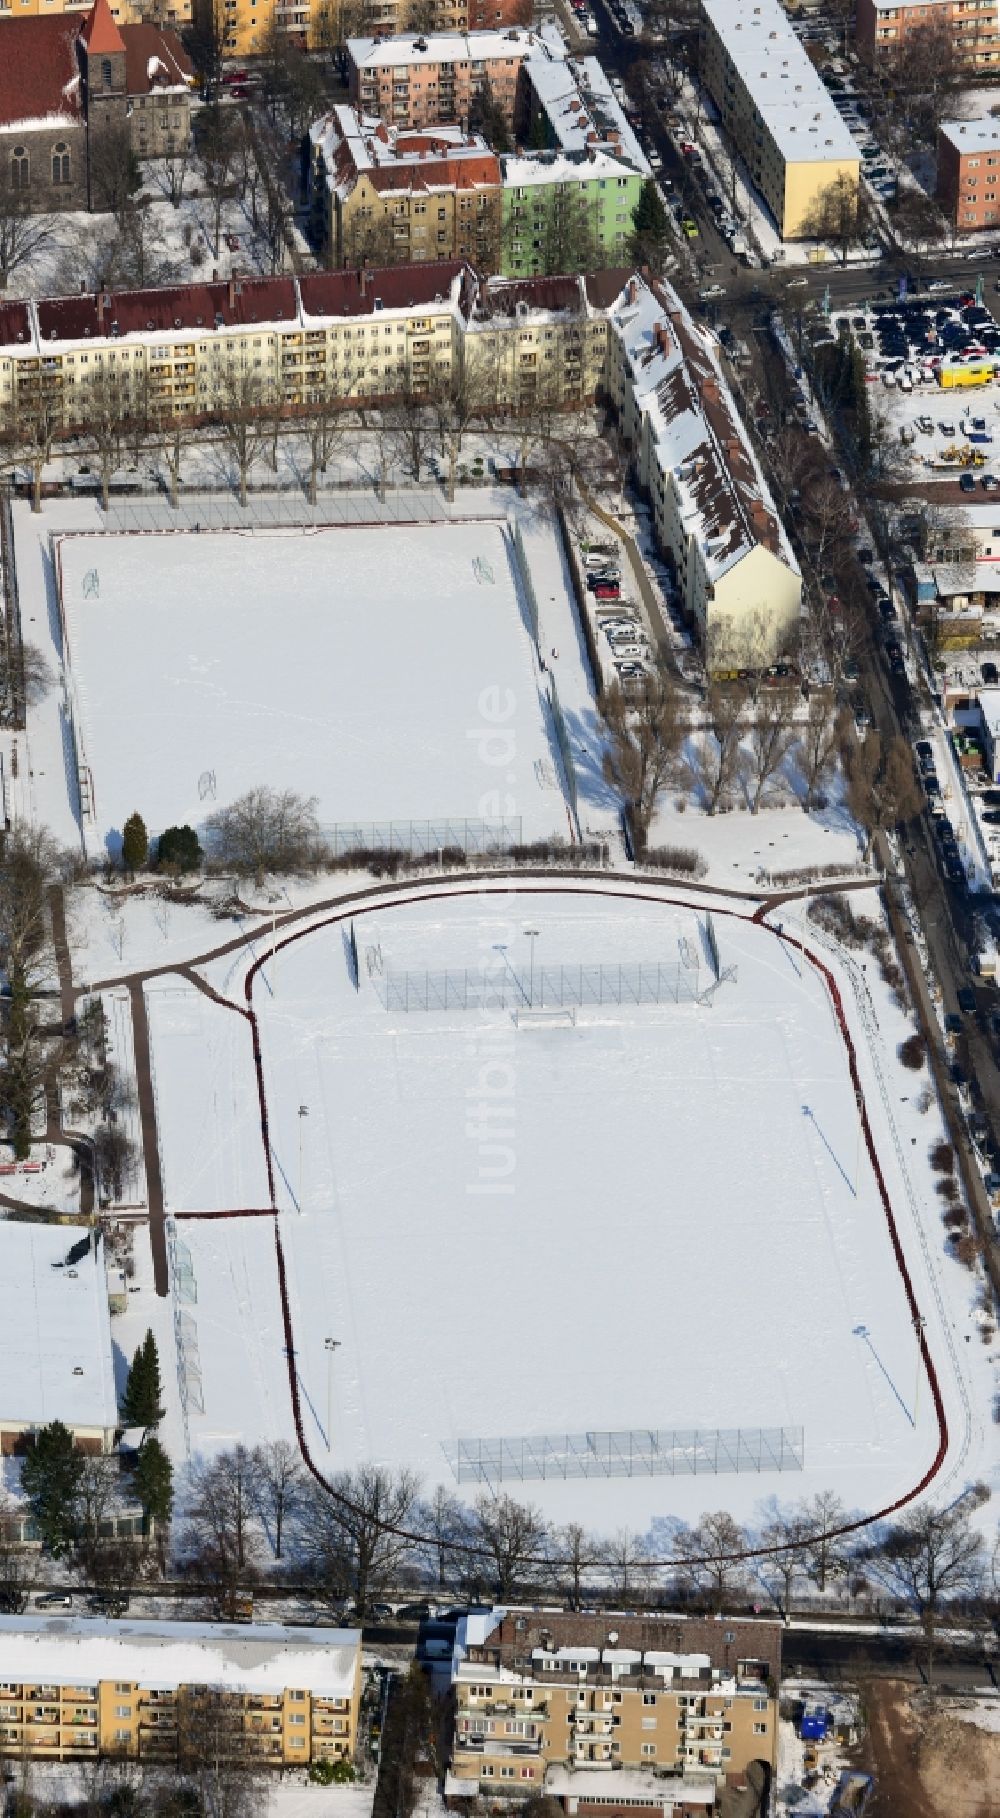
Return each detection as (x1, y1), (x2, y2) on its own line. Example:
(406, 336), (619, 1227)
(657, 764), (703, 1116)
(35, 277), (297, 344)
(585, 268), (631, 310)
(298, 261), (467, 318)
(478, 275), (583, 316)
(0, 301), (32, 351)
(0, 16), (82, 130)
(80, 0), (125, 55)
(121, 24), (193, 94)
(365, 153), (500, 194)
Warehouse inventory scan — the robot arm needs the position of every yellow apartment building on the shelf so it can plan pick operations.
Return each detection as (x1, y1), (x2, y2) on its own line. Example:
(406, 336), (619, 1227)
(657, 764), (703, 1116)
(0, 0), (191, 27)
(0, 1617), (361, 1768)
(0, 264), (619, 428)
(605, 272), (801, 668)
(309, 107), (502, 269)
(697, 0), (860, 240)
(445, 1609), (781, 1804)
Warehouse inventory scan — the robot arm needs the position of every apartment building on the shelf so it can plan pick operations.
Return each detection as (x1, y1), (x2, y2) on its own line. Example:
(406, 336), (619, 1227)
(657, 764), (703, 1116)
(0, 0), (190, 28)
(936, 117), (1000, 229)
(697, 0), (860, 239)
(518, 46), (648, 175)
(0, 1617), (361, 1768)
(855, 0), (1000, 67)
(0, 1225), (117, 1458)
(445, 1609), (781, 1806)
(501, 153), (644, 276)
(309, 107), (502, 269)
(347, 28), (538, 131)
(193, 0), (527, 59)
(605, 273), (801, 668)
(0, 263), (617, 432)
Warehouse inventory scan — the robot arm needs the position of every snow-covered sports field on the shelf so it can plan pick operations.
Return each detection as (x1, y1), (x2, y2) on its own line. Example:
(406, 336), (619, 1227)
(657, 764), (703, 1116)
(147, 884), (976, 1528)
(55, 521), (573, 856)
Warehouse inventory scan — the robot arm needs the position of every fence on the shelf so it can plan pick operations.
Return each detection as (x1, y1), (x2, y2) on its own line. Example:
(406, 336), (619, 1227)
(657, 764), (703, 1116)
(319, 816), (524, 859)
(376, 956), (700, 1014)
(103, 485), (492, 536)
(444, 1425), (806, 1484)
(0, 482), (25, 728)
(510, 512), (540, 651)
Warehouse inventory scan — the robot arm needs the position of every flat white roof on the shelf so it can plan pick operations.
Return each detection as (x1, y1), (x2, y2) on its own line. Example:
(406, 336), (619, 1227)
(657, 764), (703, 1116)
(701, 0), (860, 167)
(348, 27), (541, 68)
(543, 1767), (716, 1806)
(0, 1225), (117, 1434)
(979, 686), (1000, 736)
(0, 1616), (360, 1697)
(940, 116), (1000, 156)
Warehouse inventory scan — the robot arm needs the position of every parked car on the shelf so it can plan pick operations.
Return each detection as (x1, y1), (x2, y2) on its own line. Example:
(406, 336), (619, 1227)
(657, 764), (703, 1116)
(960, 472), (977, 493)
(958, 985), (978, 1014)
(36, 1592), (72, 1609)
(982, 661), (999, 686)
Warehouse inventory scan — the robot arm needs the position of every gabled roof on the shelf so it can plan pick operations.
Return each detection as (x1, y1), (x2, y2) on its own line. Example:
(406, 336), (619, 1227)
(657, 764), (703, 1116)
(35, 276), (297, 345)
(298, 261), (468, 321)
(0, 16), (82, 131)
(122, 24), (194, 95)
(80, 0), (125, 55)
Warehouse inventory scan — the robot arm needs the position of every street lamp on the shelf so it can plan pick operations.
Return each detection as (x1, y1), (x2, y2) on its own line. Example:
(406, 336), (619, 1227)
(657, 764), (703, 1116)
(524, 927), (540, 1006)
(324, 1337), (341, 1448)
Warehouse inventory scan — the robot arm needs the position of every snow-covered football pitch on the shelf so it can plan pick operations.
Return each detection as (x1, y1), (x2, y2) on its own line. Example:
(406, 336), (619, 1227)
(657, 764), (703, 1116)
(53, 519), (577, 857)
(147, 884), (974, 1531)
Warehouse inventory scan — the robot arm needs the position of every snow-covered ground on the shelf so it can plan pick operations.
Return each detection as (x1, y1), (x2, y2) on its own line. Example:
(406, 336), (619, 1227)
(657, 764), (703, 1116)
(144, 878), (990, 1528)
(26, 511), (593, 857)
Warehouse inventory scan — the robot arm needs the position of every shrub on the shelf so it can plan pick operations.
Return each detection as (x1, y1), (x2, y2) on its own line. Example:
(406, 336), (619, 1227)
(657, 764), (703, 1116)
(930, 1139), (955, 1175)
(955, 1233), (980, 1269)
(898, 1034), (925, 1070)
(156, 824), (203, 873)
(638, 844), (708, 879)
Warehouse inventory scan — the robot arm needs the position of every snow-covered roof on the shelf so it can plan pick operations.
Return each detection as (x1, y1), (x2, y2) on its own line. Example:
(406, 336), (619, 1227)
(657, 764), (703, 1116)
(0, 1616), (361, 1696)
(543, 1767), (716, 1806)
(348, 27), (541, 69)
(523, 52), (649, 175)
(609, 273), (798, 588)
(979, 687), (1000, 737)
(502, 147), (641, 187)
(310, 105), (499, 202)
(940, 116), (1000, 156)
(700, 0), (859, 167)
(0, 1225), (117, 1435)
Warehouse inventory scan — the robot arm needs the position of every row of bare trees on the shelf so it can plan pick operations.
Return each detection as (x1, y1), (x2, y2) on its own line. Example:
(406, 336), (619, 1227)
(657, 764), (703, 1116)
(176, 1449), (994, 1683)
(600, 666), (922, 857)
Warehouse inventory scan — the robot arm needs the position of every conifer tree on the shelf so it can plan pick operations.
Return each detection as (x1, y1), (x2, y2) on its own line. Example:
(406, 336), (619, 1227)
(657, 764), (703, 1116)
(121, 811), (148, 874)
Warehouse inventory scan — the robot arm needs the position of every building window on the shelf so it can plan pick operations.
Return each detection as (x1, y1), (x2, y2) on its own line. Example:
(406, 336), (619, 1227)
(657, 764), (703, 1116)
(641, 1743), (656, 1758)
(115, 1707), (132, 1719)
(102, 56), (114, 88)
(10, 147), (28, 188)
(753, 1723), (768, 1735)
(52, 141), (71, 184)
(642, 1694), (656, 1706)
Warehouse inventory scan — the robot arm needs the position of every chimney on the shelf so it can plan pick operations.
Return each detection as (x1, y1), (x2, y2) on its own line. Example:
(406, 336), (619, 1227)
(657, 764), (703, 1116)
(360, 266), (368, 296)
(212, 267), (218, 282)
(627, 278), (637, 303)
(97, 292), (104, 326)
(228, 276), (235, 309)
(701, 378), (719, 405)
(750, 501), (769, 536)
(655, 322), (670, 355)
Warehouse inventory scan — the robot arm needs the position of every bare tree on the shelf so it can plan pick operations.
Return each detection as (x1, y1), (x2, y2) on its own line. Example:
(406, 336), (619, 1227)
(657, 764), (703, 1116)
(75, 1455), (125, 1578)
(601, 671), (684, 852)
(754, 1506), (812, 1617)
(80, 365), (145, 510)
(798, 173), (873, 266)
(383, 381), (438, 482)
(600, 1527), (655, 1605)
(181, 1446), (261, 1592)
(549, 1520), (591, 1612)
(177, 1687), (267, 1818)
(12, 381), (63, 514)
(0, 167), (57, 290)
(89, 125), (140, 226)
(305, 1466), (420, 1619)
(420, 1485), (468, 1593)
(18, 643), (54, 709)
(471, 1492), (548, 1600)
(0, 826), (66, 1157)
(797, 1490), (850, 1593)
(690, 684), (746, 815)
(304, 390), (355, 504)
(158, 143), (192, 209)
(842, 728), (923, 860)
(205, 785), (319, 883)
(149, 394), (189, 509)
(250, 1440), (304, 1561)
(868, 1489), (988, 1683)
(198, 105), (240, 259)
(673, 1510), (748, 1613)
(742, 686), (797, 814)
(427, 366), (493, 502)
(798, 694), (846, 811)
(210, 362), (273, 507)
(0, 1492), (35, 1611)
